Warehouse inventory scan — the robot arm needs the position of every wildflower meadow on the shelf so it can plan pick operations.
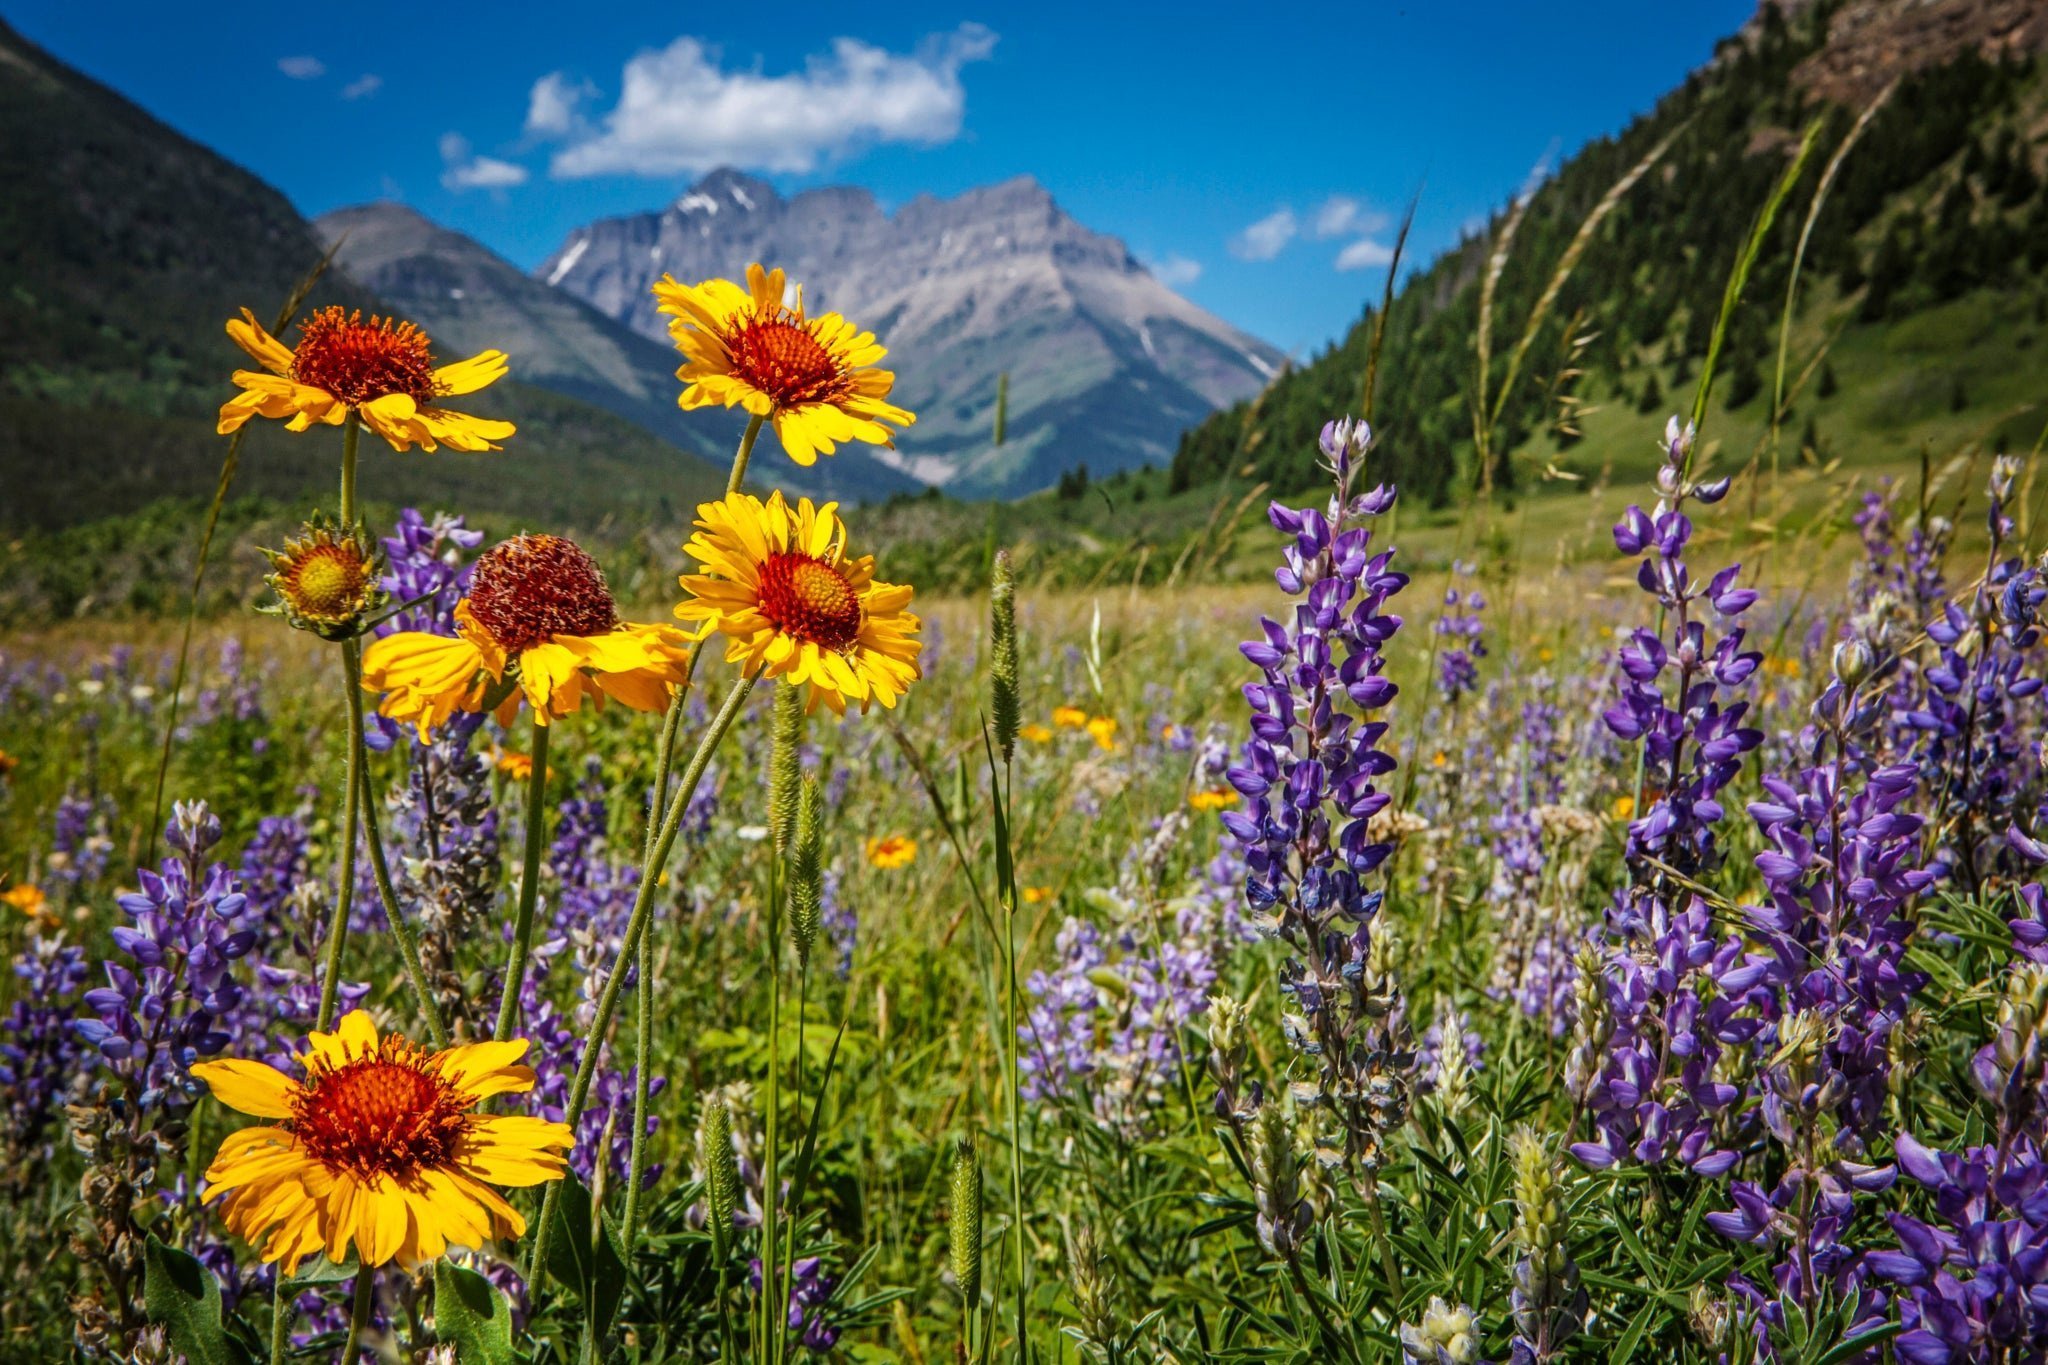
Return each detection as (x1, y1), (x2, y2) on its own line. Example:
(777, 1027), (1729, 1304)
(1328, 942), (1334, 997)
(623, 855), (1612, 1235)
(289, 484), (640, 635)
(10, 89), (2048, 1365)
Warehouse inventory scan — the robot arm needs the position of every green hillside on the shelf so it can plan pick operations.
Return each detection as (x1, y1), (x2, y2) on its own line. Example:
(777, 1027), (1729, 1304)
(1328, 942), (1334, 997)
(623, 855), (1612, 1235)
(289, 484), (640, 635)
(1170, 6), (2048, 507)
(0, 16), (723, 554)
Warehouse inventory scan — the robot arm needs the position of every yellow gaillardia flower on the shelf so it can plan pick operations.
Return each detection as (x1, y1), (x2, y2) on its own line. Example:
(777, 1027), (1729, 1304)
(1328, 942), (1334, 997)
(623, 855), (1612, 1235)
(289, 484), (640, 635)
(3, 884), (53, 926)
(675, 491), (921, 716)
(361, 534), (693, 739)
(865, 835), (917, 870)
(218, 305), (515, 453)
(1018, 723), (1054, 744)
(1085, 716), (1119, 752)
(265, 516), (383, 641)
(1051, 706), (1087, 729)
(1189, 787), (1240, 812)
(652, 263), (914, 465)
(190, 1010), (572, 1273)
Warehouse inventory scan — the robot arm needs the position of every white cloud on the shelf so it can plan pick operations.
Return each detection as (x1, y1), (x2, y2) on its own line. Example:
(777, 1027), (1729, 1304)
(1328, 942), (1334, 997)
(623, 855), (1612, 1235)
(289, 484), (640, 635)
(278, 56), (325, 80)
(439, 134), (531, 192)
(526, 72), (599, 137)
(539, 24), (997, 178)
(1230, 208), (1297, 262)
(340, 74), (382, 100)
(1311, 195), (1390, 240)
(1334, 237), (1396, 272)
(1147, 254), (1203, 288)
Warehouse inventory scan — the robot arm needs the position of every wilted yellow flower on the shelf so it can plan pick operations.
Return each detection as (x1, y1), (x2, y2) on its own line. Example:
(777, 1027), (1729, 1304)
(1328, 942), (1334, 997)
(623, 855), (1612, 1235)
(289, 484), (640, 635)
(675, 490), (921, 716)
(1085, 716), (1118, 751)
(362, 534), (693, 739)
(1189, 787), (1239, 812)
(191, 1010), (571, 1273)
(652, 263), (914, 466)
(1051, 706), (1087, 729)
(1019, 723), (1053, 744)
(218, 306), (513, 453)
(865, 835), (917, 870)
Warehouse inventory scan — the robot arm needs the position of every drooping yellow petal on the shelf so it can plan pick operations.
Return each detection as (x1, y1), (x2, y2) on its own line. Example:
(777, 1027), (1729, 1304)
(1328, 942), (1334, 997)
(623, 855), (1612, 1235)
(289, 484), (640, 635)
(190, 1059), (301, 1118)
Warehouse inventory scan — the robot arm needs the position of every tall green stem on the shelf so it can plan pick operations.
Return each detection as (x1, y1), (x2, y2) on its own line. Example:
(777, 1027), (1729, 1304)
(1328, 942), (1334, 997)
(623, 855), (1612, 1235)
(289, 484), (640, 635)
(528, 673), (757, 1281)
(350, 657), (449, 1046)
(763, 867), (785, 1365)
(495, 716), (551, 1040)
(339, 410), (361, 526)
(315, 641), (364, 1032)
(339, 1267), (372, 1363)
(621, 926), (653, 1251)
(728, 415), (763, 496)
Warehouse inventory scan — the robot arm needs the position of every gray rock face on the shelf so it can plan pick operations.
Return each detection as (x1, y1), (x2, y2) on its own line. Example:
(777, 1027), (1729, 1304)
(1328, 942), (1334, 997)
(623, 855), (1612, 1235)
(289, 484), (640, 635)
(536, 169), (1284, 497)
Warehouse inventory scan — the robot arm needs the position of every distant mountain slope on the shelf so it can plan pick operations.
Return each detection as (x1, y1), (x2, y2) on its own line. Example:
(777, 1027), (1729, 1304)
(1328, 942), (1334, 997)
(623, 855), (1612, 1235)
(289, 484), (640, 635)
(0, 16), (724, 536)
(538, 168), (1285, 498)
(1170, 0), (2048, 506)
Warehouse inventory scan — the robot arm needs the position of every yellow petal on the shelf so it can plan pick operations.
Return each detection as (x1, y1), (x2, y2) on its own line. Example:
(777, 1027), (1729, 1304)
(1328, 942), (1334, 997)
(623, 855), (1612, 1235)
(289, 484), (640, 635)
(190, 1058), (300, 1118)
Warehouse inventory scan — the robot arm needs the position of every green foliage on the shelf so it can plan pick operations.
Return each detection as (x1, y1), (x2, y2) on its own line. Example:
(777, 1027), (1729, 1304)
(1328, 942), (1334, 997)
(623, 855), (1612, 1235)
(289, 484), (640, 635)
(433, 1262), (520, 1365)
(143, 1236), (250, 1365)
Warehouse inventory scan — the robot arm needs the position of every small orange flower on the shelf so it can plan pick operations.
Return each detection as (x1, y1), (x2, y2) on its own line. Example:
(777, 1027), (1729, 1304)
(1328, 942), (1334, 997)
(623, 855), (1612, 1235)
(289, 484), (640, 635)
(865, 835), (917, 870)
(1018, 723), (1053, 744)
(1051, 706), (1087, 729)
(1189, 787), (1240, 812)
(3, 884), (54, 927)
(1611, 795), (1637, 821)
(0, 750), (17, 778)
(1022, 886), (1053, 905)
(1085, 716), (1118, 752)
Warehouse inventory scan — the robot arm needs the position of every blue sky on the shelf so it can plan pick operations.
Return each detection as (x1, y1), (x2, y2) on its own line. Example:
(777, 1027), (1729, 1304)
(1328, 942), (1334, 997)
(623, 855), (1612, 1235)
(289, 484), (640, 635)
(11, 0), (1751, 357)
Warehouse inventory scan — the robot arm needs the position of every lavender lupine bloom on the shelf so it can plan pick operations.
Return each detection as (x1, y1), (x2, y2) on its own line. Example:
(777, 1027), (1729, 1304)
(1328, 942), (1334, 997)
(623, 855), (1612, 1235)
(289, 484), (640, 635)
(1902, 463), (2043, 892)
(1223, 416), (1415, 1172)
(1868, 966), (2048, 1361)
(1573, 419), (1758, 1177)
(820, 867), (856, 978)
(0, 929), (88, 1164)
(750, 1255), (841, 1352)
(50, 792), (114, 889)
(1434, 560), (1486, 704)
(366, 507), (483, 751)
(75, 801), (255, 1108)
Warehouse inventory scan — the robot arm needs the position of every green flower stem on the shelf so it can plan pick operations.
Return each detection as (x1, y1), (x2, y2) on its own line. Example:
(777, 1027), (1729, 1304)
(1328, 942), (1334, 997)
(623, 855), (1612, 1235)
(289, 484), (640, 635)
(340, 1266), (373, 1363)
(268, 1281), (292, 1365)
(339, 409), (361, 526)
(315, 640), (365, 1032)
(528, 672), (757, 1283)
(348, 645), (448, 1047)
(494, 715), (551, 1041)
(763, 866), (786, 1365)
(728, 414), (763, 495)
(621, 925), (653, 1251)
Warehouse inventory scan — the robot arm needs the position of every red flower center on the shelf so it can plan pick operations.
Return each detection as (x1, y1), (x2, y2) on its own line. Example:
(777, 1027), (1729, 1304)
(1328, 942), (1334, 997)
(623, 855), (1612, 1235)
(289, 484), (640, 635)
(725, 315), (849, 409)
(291, 306), (444, 408)
(466, 534), (620, 654)
(757, 551), (863, 650)
(291, 1039), (470, 1178)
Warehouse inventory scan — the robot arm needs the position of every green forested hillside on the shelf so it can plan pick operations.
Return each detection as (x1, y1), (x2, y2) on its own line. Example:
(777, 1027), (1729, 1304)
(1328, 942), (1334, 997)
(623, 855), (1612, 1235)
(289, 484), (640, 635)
(1170, 6), (2048, 505)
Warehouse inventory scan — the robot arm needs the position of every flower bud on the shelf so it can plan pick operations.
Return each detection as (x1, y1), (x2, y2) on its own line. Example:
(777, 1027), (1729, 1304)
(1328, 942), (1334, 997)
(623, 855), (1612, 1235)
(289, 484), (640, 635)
(788, 776), (825, 969)
(769, 683), (805, 860)
(696, 1093), (739, 1261)
(989, 550), (1020, 765)
(948, 1138), (982, 1304)
(1831, 639), (1875, 690)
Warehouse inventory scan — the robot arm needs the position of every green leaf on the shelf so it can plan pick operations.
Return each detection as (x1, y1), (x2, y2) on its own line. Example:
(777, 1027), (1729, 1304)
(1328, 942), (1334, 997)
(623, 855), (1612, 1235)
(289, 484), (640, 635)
(1812, 1322), (1901, 1365)
(433, 1261), (519, 1365)
(143, 1235), (248, 1365)
(1608, 1300), (1658, 1365)
(544, 1172), (627, 1342)
(785, 1014), (849, 1218)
